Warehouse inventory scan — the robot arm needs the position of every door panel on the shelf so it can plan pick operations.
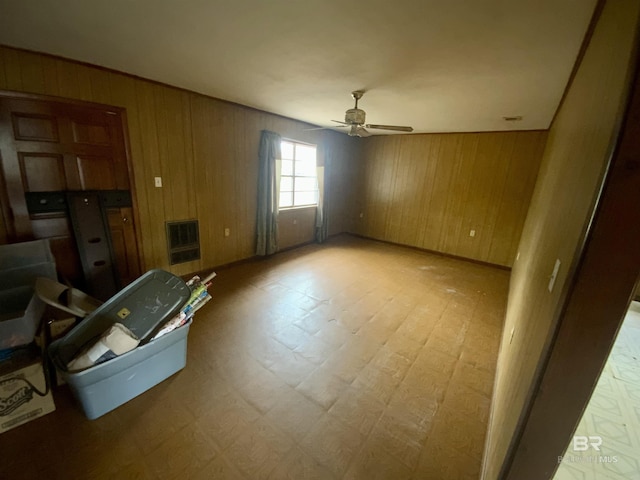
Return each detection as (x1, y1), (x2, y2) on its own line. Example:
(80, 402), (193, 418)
(19, 153), (66, 191)
(107, 207), (141, 286)
(76, 155), (117, 190)
(71, 120), (111, 146)
(12, 113), (59, 142)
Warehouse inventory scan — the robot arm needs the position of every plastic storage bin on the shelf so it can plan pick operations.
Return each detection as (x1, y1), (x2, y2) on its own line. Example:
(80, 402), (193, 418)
(0, 239), (56, 291)
(0, 240), (56, 349)
(49, 269), (191, 419)
(0, 286), (46, 350)
(49, 319), (191, 419)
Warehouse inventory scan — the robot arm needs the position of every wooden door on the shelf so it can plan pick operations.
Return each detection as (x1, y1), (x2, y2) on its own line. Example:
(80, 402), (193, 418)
(0, 93), (141, 289)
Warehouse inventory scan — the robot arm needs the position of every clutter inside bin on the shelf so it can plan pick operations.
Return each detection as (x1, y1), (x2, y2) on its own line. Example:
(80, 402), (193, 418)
(61, 270), (216, 372)
(67, 323), (139, 372)
(151, 271), (216, 340)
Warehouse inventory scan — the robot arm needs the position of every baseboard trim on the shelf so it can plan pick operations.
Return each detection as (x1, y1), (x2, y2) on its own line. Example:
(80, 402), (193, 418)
(181, 231), (510, 282)
(346, 232), (512, 271)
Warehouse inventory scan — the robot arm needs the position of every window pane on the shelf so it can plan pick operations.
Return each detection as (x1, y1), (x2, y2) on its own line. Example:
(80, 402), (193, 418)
(280, 176), (293, 192)
(281, 159), (293, 176)
(296, 159), (316, 176)
(279, 141), (318, 210)
(279, 191), (292, 208)
(295, 190), (317, 206)
(281, 141), (294, 160)
(295, 176), (317, 191)
(295, 144), (316, 162)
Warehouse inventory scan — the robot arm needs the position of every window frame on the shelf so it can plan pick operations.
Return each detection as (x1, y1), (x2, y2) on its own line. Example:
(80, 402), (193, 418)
(279, 139), (318, 210)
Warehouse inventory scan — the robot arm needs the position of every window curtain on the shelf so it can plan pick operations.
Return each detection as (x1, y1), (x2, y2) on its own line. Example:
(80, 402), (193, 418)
(315, 144), (330, 243)
(256, 130), (282, 256)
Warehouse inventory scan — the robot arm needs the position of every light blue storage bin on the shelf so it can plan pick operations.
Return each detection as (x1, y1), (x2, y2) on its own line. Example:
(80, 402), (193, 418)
(48, 269), (192, 419)
(49, 319), (191, 419)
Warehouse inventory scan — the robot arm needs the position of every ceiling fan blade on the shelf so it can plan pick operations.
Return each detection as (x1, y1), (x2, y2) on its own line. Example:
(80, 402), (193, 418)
(365, 124), (413, 132)
(356, 126), (371, 137)
(331, 119), (350, 125)
(305, 124), (349, 131)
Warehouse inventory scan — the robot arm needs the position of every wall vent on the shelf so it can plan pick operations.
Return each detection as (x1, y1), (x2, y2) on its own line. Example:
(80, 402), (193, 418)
(166, 220), (200, 265)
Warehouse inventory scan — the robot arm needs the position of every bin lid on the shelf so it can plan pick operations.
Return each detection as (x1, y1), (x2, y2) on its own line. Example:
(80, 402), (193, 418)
(50, 269), (190, 367)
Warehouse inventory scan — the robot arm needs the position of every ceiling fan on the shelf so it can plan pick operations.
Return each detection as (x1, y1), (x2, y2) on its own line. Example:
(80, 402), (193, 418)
(329, 91), (414, 137)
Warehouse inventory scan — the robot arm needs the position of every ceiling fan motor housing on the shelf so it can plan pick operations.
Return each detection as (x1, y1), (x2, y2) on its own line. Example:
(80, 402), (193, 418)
(345, 108), (366, 125)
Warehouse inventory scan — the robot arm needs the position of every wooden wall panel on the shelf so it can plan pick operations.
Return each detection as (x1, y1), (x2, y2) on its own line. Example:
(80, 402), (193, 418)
(354, 130), (546, 267)
(483, 1), (640, 478)
(278, 207), (317, 250)
(0, 46), (359, 274)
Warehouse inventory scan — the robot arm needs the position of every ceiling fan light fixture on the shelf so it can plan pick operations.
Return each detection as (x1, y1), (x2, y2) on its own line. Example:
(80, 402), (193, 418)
(345, 108), (366, 125)
(331, 91), (413, 136)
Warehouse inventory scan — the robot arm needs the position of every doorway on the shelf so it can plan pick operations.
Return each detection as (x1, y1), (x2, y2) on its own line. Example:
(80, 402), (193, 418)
(0, 92), (141, 299)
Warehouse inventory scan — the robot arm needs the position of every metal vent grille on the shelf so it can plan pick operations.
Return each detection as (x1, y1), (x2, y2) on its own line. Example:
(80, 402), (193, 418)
(166, 220), (200, 265)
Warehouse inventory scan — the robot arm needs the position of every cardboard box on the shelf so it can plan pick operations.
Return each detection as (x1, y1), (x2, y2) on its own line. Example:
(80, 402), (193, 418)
(0, 347), (55, 434)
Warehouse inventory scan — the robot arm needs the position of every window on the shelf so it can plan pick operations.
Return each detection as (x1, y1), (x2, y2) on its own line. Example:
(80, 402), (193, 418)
(279, 140), (318, 209)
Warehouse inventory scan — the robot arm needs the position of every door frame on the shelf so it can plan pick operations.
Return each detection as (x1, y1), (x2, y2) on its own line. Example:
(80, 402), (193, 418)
(0, 90), (145, 272)
(499, 32), (640, 480)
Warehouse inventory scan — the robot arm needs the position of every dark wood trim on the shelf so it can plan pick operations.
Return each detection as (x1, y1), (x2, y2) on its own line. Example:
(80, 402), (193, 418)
(359, 129), (549, 137)
(348, 232), (512, 271)
(0, 89), (126, 114)
(502, 21), (640, 480)
(118, 109), (145, 273)
(0, 149), (14, 241)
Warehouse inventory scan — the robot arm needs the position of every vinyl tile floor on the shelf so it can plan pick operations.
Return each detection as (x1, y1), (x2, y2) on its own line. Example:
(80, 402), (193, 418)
(554, 301), (640, 480)
(0, 235), (509, 479)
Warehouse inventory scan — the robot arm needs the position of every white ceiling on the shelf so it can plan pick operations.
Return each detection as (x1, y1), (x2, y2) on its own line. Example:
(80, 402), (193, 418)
(0, 0), (596, 134)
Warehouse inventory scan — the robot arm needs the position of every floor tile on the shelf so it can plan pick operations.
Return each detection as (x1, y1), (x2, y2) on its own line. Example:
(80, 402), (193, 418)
(0, 236), (509, 480)
(300, 414), (366, 478)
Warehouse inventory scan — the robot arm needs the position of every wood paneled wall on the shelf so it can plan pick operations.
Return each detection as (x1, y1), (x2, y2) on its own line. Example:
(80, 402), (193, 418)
(0, 46), (358, 275)
(278, 207), (317, 250)
(353, 131), (547, 267)
(483, 1), (640, 478)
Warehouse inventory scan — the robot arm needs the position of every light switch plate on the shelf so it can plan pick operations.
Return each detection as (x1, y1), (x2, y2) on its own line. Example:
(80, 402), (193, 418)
(154, 176), (162, 188)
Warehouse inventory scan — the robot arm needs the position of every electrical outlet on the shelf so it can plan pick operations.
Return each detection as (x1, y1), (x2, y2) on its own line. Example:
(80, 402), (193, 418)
(469, 229), (476, 237)
(359, 212), (364, 218)
(293, 219), (297, 225)
(548, 259), (561, 292)
(154, 176), (162, 188)
(224, 228), (230, 237)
